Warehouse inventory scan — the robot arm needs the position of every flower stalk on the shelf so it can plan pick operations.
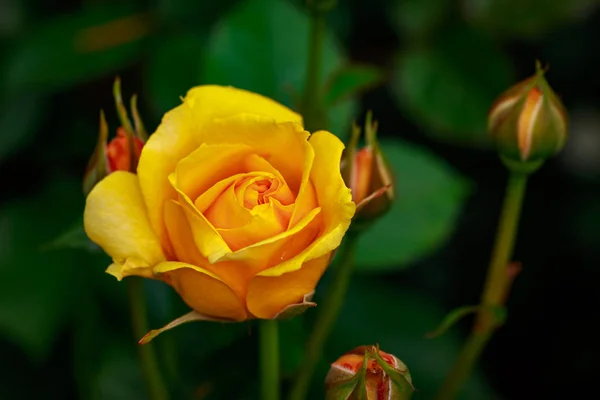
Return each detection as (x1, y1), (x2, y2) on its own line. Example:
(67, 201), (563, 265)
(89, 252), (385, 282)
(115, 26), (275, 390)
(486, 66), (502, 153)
(127, 278), (170, 400)
(435, 170), (529, 400)
(301, 0), (336, 132)
(260, 319), (280, 400)
(288, 232), (358, 400)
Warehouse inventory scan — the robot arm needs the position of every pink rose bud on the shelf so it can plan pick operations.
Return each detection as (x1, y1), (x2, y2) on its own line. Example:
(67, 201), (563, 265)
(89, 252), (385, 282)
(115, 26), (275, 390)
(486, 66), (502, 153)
(341, 112), (394, 230)
(83, 77), (147, 195)
(488, 61), (568, 165)
(325, 345), (414, 400)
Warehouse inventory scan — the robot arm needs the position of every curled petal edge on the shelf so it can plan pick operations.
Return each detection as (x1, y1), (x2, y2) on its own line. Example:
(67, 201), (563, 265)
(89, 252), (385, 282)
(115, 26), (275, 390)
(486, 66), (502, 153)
(139, 311), (236, 345)
(272, 291), (317, 320)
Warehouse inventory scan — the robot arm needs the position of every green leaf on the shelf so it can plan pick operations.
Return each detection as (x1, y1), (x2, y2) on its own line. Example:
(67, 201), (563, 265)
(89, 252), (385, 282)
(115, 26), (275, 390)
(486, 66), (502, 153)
(2, 3), (150, 95)
(327, 277), (500, 400)
(280, 316), (309, 377)
(200, 0), (348, 130)
(392, 25), (513, 146)
(42, 217), (100, 253)
(393, 0), (450, 38)
(354, 138), (471, 271)
(0, 178), (89, 360)
(0, 93), (45, 163)
(145, 33), (206, 118)
(426, 305), (481, 339)
(324, 64), (385, 106)
(464, 0), (597, 39)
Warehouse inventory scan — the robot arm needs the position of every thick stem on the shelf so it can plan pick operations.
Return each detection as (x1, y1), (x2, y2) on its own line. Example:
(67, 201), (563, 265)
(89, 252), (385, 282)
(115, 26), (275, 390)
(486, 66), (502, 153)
(127, 278), (170, 400)
(288, 233), (358, 400)
(435, 172), (528, 400)
(260, 319), (280, 400)
(301, 9), (326, 132)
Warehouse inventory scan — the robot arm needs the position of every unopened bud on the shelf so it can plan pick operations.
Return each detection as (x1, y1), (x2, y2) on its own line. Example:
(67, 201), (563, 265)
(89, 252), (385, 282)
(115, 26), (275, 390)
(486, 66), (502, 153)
(325, 345), (414, 400)
(83, 77), (147, 195)
(341, 112), (394, 230)
(488, 61), (568, 165)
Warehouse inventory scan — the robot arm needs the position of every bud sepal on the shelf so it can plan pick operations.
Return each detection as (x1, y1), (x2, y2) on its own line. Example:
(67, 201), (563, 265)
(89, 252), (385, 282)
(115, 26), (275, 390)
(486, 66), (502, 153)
(83, 77), (147, 195)
(342, 112), (395, 232)
(325, 345), (414, 400)
(488, 61), (568, 165)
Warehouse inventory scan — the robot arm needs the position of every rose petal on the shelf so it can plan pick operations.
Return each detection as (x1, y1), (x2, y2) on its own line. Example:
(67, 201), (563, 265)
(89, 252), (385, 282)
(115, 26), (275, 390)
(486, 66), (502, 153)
(246, 254), (331, 319)
(175, 143), (254, 201)
(256, 131), (355, 278)
(197, 114), (310, 192)
(306, 131), (355, 259)
(84, 171), (164, 280)
(243, 154), (294, 205)
(163, 199), (251, 298)
(138, 86), (302, 259)
(217, 199), (293, 251)
(219, 206), (322, 271)
(154, 261), (248, 321)
(168, 173), (231, 263)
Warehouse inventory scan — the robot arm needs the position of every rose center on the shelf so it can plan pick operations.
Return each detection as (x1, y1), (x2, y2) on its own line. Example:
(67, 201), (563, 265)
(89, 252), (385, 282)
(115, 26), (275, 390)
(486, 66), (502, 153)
(238, 176), (281, 210)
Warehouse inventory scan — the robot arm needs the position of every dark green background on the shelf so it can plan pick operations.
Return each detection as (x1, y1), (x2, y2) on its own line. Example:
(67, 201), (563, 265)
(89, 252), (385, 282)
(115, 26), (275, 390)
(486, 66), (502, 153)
(1, 0), (599, 399)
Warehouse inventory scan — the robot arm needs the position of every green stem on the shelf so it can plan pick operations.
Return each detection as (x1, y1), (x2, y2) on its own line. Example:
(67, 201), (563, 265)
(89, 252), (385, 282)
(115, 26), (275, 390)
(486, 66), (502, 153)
(302, 7), (326, 132)
(288, 233), (358, 400)
(260, 319), (280, 400)
(435, 171), (529, 400)
(127, 278), (170, 400)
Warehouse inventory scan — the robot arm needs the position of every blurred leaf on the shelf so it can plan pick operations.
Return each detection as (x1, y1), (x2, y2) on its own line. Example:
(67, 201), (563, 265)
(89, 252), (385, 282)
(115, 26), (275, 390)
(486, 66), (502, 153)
(156, 0), (241, 28)
(463, 0), (599, 39)
(280, 316), (308, 377)
(200, 0), (348, 130)
(145, 33), (206, 117)
(327, 97), (358, 139)
(324, 64), (385, 106)
(0, 93), (45, 163)
(2, 4), (151, 95)
(0, 0), (26, 37)
(394, 0), (450, 38)
(392, 25), (513, 146)
(75, 320), (146, 400)
(355, 138), (471, 271)
(0, 179), (88, 360)
(42, 217), (100, 253)
(325, 277), (499, 400)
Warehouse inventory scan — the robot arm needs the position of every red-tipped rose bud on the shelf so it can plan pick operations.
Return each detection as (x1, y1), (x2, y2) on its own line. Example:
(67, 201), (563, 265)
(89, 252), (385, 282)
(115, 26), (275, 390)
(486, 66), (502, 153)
(83, 77), (147, 195)
(325, 345), (414, 400)
(342, 112), (394, 230)
(488, 61), (568, 166)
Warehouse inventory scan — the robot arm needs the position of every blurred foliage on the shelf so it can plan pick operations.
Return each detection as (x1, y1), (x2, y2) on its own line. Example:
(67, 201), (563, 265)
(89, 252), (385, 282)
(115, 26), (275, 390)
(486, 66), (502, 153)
(1, 0), (600, 399)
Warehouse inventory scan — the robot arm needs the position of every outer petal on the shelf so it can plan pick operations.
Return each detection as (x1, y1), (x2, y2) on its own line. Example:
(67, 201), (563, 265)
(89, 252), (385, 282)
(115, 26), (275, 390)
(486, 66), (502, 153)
(138, 86), (302, 253)
(246, 254), (332, 319)
(257, 131), (355, 278)
(84, 171), (164, 279)
(175, 143), (254, 201)
(197, 115), (310, 192)
(304, 131), (355, 260)
(155, 261), (248, 321)
(163, 199), (250, 298)
(169, 173), (232, 263)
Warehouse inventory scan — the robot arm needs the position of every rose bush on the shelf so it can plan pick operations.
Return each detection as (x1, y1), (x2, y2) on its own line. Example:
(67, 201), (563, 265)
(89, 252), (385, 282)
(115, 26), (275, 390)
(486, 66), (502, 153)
(84, 86), (355, 322)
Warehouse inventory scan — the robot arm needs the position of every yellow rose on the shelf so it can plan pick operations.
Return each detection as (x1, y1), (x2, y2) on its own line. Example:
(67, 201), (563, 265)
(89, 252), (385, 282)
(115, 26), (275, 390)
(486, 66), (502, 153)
(84, 86), (355, 322)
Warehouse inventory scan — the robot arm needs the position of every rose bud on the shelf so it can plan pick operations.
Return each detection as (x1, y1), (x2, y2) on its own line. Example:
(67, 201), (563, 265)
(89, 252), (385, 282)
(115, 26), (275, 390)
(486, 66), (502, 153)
(325, 345), (414, 400)
(341, 112), (394, 230)
(488, 61), (568, 164)
(83, 77), (147, 195)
